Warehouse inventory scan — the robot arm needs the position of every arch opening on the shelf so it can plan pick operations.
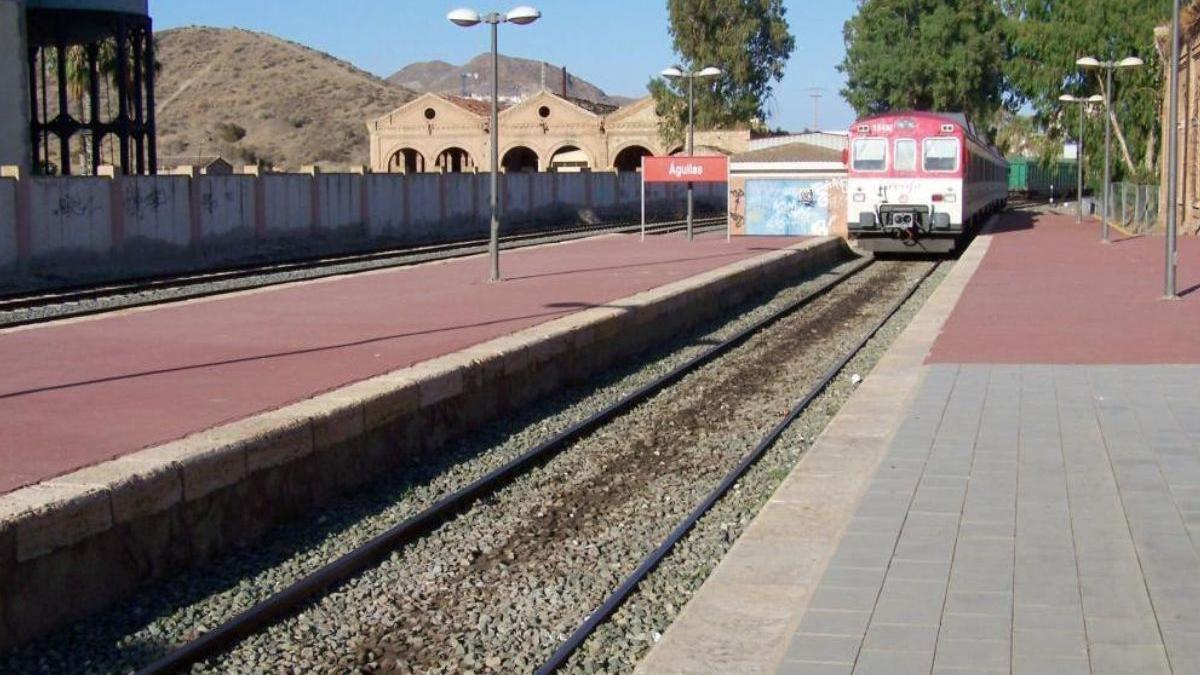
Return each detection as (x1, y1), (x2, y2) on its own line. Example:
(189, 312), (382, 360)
(435, 147), (474, 173)
(387, 147), (425, 173)
(501, 146), (539, 173)
(548, 145), (590, 172)
(613, 145), (653, 172)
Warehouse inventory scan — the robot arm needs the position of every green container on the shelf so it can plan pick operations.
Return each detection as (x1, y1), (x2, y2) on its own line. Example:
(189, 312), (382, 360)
(1007, 157), (1078, 197)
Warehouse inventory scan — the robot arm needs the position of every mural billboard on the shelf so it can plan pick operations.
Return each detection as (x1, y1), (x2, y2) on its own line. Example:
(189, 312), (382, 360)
(744, 179), (832, 236)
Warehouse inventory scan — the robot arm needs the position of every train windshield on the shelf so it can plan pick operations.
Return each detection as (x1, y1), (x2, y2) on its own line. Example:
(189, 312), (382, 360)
(923, 138), (959, 172)
(852, 138), (887, 171)
(894, 139), (916, 171)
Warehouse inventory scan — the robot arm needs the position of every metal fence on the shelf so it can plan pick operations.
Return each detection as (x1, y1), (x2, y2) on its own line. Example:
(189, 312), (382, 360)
(1105, 182), (1159, 229)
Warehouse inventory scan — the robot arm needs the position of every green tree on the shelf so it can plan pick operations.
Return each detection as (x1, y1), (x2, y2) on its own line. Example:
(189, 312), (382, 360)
(649, 0), (795, 147)
(1003, 0), (1169, 183)
(840, 0), (1008, 128)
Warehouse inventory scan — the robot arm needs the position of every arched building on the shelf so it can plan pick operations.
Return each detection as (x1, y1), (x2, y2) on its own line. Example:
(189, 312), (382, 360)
(367, 90), (749, 173)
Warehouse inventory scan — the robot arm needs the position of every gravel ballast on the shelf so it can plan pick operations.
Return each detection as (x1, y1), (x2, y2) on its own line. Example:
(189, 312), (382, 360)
(0, 255), (943, 675)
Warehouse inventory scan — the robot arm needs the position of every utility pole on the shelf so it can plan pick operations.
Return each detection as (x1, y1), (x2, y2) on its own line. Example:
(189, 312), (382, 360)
(806, 88), (825, 130)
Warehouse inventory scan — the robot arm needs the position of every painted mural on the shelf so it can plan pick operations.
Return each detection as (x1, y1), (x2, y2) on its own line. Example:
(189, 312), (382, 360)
(744, 179), (832, 236)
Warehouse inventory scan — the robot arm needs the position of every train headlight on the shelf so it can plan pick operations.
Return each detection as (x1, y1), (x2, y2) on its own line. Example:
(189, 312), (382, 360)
(943, 193), (957, 203)
(852, 193), (866, 202)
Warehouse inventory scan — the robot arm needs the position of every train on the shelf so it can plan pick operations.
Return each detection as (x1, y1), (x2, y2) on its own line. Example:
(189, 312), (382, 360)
(1006, 156), (1079, 198)
(845, 111), (1008, 254)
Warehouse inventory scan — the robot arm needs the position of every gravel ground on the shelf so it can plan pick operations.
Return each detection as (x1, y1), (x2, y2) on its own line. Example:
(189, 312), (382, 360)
(569, 260), (949, 674)
(0, 255), (941, 675)
(0, 218), (722, 328)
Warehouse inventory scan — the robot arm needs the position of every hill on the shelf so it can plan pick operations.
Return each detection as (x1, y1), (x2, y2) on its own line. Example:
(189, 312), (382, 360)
(388, 53), (634, 106)
(153, 27), (417, 170)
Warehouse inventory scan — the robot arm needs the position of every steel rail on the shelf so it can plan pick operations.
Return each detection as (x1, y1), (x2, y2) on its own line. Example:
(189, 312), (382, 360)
(134, 253), (875, 675)
(0, 216), (724, 328)
(534, 260), (940, 675)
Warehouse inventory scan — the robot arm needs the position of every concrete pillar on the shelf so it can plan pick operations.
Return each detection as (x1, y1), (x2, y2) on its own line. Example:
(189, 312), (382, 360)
(97, 165), (126, 250)
(240, 165), (267, 235)
(0, 0), (31, 174)
(302, 165), (322, 231)
(1, 165), (31, 265)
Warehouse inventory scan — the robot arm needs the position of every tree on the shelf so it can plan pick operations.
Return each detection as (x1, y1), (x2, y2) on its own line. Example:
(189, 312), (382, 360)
(1003, 0), (1169, 183)
(840, 0), (1008, 130)
(649, 0), (795, 147)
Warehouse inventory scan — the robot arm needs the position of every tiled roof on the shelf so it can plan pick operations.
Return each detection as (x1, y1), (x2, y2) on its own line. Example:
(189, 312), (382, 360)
(442, 95), (509, 117)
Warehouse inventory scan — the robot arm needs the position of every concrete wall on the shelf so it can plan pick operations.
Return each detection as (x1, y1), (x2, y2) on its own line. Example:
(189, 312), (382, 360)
(0, 1), (30, 174)
(27, 177), (113, 257)
(122, 176), (191, 248)
(0, 178), (16, 269)
(0, 170), (727, 291)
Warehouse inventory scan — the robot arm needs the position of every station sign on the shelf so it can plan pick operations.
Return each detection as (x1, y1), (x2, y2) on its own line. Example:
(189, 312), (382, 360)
(642, 156), (729, 183)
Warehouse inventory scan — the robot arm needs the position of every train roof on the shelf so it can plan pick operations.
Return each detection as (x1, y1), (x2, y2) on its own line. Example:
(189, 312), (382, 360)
(851, 110), (1002, 158)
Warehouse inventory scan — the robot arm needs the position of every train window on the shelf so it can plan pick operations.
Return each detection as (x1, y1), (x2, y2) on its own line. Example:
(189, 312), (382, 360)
(894, 139), (916, 171)
(852, 138), (887, 171)
(924, 138), (959, 172)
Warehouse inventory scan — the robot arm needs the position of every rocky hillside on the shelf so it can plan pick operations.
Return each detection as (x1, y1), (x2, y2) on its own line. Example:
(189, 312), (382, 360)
(389, 53), (634, 106)
(153, 27), (416, 170)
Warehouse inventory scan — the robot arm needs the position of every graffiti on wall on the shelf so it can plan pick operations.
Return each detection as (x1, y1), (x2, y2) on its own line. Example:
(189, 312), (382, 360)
(744, 179), (833, 236)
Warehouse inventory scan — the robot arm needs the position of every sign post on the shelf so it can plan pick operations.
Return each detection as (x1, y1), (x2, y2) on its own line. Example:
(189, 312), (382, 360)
(640, 155), (646, 242)
(639, 155), (729, 242)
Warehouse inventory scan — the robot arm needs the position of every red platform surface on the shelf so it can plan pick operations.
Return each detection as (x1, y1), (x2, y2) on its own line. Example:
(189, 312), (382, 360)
(929, 210), (1200, 364)
(0, 232), (807, 495)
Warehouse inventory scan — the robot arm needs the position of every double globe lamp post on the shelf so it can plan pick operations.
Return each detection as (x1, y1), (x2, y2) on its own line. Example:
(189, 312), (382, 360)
(448, 6), (541, 282)
(1075, 55), (1143, 244)
(1057, 93), (1104, 223)
(660, 66), (722, 241)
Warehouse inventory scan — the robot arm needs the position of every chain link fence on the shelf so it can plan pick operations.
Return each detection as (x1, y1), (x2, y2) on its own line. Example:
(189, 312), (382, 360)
(1105, 183), (1160, 230)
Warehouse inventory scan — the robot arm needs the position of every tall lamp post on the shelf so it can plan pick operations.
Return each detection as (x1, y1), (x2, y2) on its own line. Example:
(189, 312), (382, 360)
(1165, 0), (1181, 298)
(660, 65), (722, 241)
(1076, 55), (1144, 243)
(1058, 94), (1105, 223)
(449, 6), (541, 282)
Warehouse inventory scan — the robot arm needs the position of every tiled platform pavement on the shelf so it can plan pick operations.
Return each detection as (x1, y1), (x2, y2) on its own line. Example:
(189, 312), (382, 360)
(780, 364), (1200, 675)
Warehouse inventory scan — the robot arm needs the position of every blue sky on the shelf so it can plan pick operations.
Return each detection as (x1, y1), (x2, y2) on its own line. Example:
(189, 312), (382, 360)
(152, 0), (859, 132)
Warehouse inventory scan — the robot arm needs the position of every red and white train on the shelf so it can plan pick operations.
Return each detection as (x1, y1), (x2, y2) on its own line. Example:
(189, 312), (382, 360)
(846, 111), (1007, 253)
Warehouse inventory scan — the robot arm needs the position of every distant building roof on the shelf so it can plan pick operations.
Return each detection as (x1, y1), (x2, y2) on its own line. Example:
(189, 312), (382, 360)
(158, 155), (232, 170)
(563, 95), (619, 116)
(731, 142), (844, 164)
(443, 95), (507, 117)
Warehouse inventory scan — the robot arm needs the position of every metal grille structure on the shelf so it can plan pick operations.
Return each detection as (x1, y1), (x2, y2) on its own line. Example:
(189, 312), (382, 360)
(25, 7), (156, 175)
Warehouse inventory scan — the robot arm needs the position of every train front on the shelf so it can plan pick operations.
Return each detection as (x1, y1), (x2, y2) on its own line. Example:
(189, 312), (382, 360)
(845, 113), (965, 254)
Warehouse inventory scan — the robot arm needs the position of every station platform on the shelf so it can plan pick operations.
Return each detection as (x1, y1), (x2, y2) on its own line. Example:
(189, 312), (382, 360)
(640, 211), (1200, 675)
(0, 231), (807, 496)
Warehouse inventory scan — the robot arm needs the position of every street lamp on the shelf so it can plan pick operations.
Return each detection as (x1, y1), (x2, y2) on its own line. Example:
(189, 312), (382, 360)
(1058, 93), (1105, 223)
(661, 65), (722, 241)
(1165, 0), (1181, 298)
(449, 6), (541, 282)
(1076, 55), (1144, 242)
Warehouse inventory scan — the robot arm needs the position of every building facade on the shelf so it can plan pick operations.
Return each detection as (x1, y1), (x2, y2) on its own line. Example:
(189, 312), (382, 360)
(1159, 2), (1200, 234)
(367, 91), (750, 174)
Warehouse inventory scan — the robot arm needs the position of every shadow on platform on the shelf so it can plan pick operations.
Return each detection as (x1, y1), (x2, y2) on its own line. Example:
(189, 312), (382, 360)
(0, 302), (632, 400)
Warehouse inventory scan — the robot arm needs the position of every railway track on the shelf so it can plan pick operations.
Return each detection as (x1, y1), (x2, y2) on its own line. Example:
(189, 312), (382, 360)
(0, 216), (724, 329)
(1, 254), (945, 675)
(108, 256), (935, 674)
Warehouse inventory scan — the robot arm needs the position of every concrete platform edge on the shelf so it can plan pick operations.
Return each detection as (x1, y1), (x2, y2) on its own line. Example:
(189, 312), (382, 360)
(636, 233), (995, 675)
(0, 236), (847, 651)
